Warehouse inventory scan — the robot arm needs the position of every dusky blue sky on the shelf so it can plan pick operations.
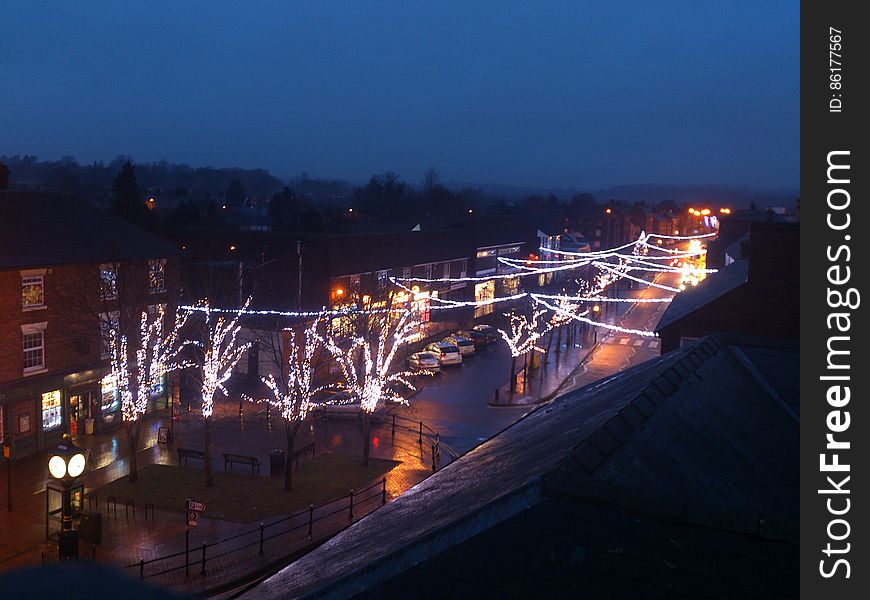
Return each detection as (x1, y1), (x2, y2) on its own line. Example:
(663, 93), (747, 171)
(1, 1), (799, 191)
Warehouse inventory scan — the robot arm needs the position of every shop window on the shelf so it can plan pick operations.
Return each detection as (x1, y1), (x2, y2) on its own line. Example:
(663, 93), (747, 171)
(22, 276), (45, 309)
(42, 390), (62, 431)
(101, 375), (120, 418)
(474, 280), (495, 318)
(148, 259), (166, 294)
(149, 373), (166, 399)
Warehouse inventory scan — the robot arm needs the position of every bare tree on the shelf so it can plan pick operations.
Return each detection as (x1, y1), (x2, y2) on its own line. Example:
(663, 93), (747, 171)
(244, 317), (325, 490)
(321, 300), (422, 465)
(190, 299), (252, 487)
(499, 304), (552, 393)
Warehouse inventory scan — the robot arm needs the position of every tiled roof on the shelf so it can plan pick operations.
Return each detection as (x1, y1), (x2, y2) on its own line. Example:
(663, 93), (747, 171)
(0, 191), (180, 269)
(245, 335), (798, 599)
(655, 259), (749, 331)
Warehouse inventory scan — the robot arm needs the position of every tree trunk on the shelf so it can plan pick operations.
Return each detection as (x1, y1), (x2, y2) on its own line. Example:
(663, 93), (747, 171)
(128, 421), (139, 483)
(284, 421), (299, 491)
(362, 411), (371, 466)
(509, 355), (517, 392)
(556, 326), (562, 354)
(204, 415), (214, 487)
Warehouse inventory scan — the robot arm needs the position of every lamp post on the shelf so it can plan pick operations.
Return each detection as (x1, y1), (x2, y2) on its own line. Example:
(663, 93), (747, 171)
(47, 433), (87, 559)
(592, 304), (601, 344)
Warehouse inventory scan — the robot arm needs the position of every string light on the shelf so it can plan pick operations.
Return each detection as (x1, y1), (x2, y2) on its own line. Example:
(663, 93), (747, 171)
(244, 318), (322, 423)
(532, 295), (659, 337)
(199, 298), (253, 419)
(499, 308), (552, 357)
(320, 306), (429, 413)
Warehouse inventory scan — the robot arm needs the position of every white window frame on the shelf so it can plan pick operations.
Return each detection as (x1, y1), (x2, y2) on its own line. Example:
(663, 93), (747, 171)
(21, 269), (47, 311)
(22, 321), (48, 374)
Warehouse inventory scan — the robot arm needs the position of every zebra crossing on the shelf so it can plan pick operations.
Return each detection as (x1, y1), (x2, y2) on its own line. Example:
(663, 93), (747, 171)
(602, 334), (660, 350)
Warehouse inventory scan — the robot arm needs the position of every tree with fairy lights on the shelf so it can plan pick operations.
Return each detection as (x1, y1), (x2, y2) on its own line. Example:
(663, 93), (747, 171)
(108, 305), (194, 482)
(244, 317), (324, 490)
(322, 303), (422, 465)
(499, 305), (552, 393)
(190, 298), (252, 487)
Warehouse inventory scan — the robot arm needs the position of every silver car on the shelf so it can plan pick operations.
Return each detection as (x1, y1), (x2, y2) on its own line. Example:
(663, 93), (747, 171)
(424, 342), (463, 366)
(409, 351), (441, 373)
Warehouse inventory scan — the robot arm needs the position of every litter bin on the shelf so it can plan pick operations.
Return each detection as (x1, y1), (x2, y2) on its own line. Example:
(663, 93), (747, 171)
(269, 449), (285, 478)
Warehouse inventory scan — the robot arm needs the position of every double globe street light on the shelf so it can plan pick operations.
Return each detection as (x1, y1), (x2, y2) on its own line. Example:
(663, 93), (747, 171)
(47, 433), (88, 559)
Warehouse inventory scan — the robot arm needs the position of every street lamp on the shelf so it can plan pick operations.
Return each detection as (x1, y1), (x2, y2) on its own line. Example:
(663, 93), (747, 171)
(47, 433), (87, 559)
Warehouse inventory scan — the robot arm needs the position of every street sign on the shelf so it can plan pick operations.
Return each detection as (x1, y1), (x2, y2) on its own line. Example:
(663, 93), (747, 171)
(187, 511), (199, 527)
(187, 500), (205, 512)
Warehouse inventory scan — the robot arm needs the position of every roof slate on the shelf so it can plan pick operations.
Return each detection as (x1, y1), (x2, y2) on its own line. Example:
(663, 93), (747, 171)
(655, 259), (750, 331)
(0, 191), (180, 269)
(246, 335), (798, 599)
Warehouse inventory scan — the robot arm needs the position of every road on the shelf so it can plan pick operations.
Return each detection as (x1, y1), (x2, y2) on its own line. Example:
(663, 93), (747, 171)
(397, 271), (678, 458)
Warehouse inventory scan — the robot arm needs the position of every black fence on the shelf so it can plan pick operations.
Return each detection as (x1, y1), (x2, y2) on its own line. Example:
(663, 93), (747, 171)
(122, 477), (388, 584)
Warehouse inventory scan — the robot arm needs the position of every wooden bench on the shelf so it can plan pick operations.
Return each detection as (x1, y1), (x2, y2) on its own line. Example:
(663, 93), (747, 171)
(177, 448), (206, 466)
(223, 453), (260, 475)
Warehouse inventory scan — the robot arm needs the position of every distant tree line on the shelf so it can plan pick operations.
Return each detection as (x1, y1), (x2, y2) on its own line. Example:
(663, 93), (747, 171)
(1, 155), (610, 237)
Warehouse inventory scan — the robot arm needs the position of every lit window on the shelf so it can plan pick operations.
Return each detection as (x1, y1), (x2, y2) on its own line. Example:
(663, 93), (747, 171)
(101, 375), (119, 414)
(148, 259), (166, 294)
(42, 390), (62, 431)
(22, 276), (44, 308)
(377, 270), (389, 289)
(100, 264), (117, 299)
(149, 373), (166, 399)
(23, 331), (45, 370)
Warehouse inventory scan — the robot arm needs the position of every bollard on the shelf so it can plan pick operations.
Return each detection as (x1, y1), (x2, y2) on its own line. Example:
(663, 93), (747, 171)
(418, 421), (423, 445)
(349, 489), (354, 521)
(201, 542), (207, 575)
(139, 558), (144, 580)
(92, 544), (97, 561)
(391, 414), (396, 438)
(259, 522), (264, 554)
(494, 387), (499, 403)
(381, 478), (387, 504)
(308, 504), (314, 539)
(431, 444), (436, 472)
(185, 528), (190, 577)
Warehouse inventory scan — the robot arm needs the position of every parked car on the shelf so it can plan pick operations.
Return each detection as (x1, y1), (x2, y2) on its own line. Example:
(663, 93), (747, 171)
(472, 324), (501, 344)
(424, 341), (463, 366)
(453, 329), (490, 349)
(444, 335), (476, 357)
(310, 387), (359, 417)
(408, 351), (441, 373)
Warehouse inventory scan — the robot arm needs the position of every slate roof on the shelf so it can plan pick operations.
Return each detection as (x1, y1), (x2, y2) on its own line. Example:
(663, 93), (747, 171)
(655, 259), (750, 332)
(244, 335), (799, 599)
(0, 191), (180, 270)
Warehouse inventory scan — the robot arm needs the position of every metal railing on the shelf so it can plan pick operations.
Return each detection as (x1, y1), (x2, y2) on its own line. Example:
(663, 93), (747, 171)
(122, 476), (389, 584)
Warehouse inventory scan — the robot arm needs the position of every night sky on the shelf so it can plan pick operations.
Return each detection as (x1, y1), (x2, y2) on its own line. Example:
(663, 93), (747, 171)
(1, 1), (798, 190)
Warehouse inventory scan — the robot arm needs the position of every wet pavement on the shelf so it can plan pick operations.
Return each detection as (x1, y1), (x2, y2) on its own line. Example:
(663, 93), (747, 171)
(0, 272), (676, 594)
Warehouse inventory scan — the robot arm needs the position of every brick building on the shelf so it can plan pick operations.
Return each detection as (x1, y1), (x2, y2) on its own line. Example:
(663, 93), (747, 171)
(655, 221), (799, 353)
(0, 192), (181, 457)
